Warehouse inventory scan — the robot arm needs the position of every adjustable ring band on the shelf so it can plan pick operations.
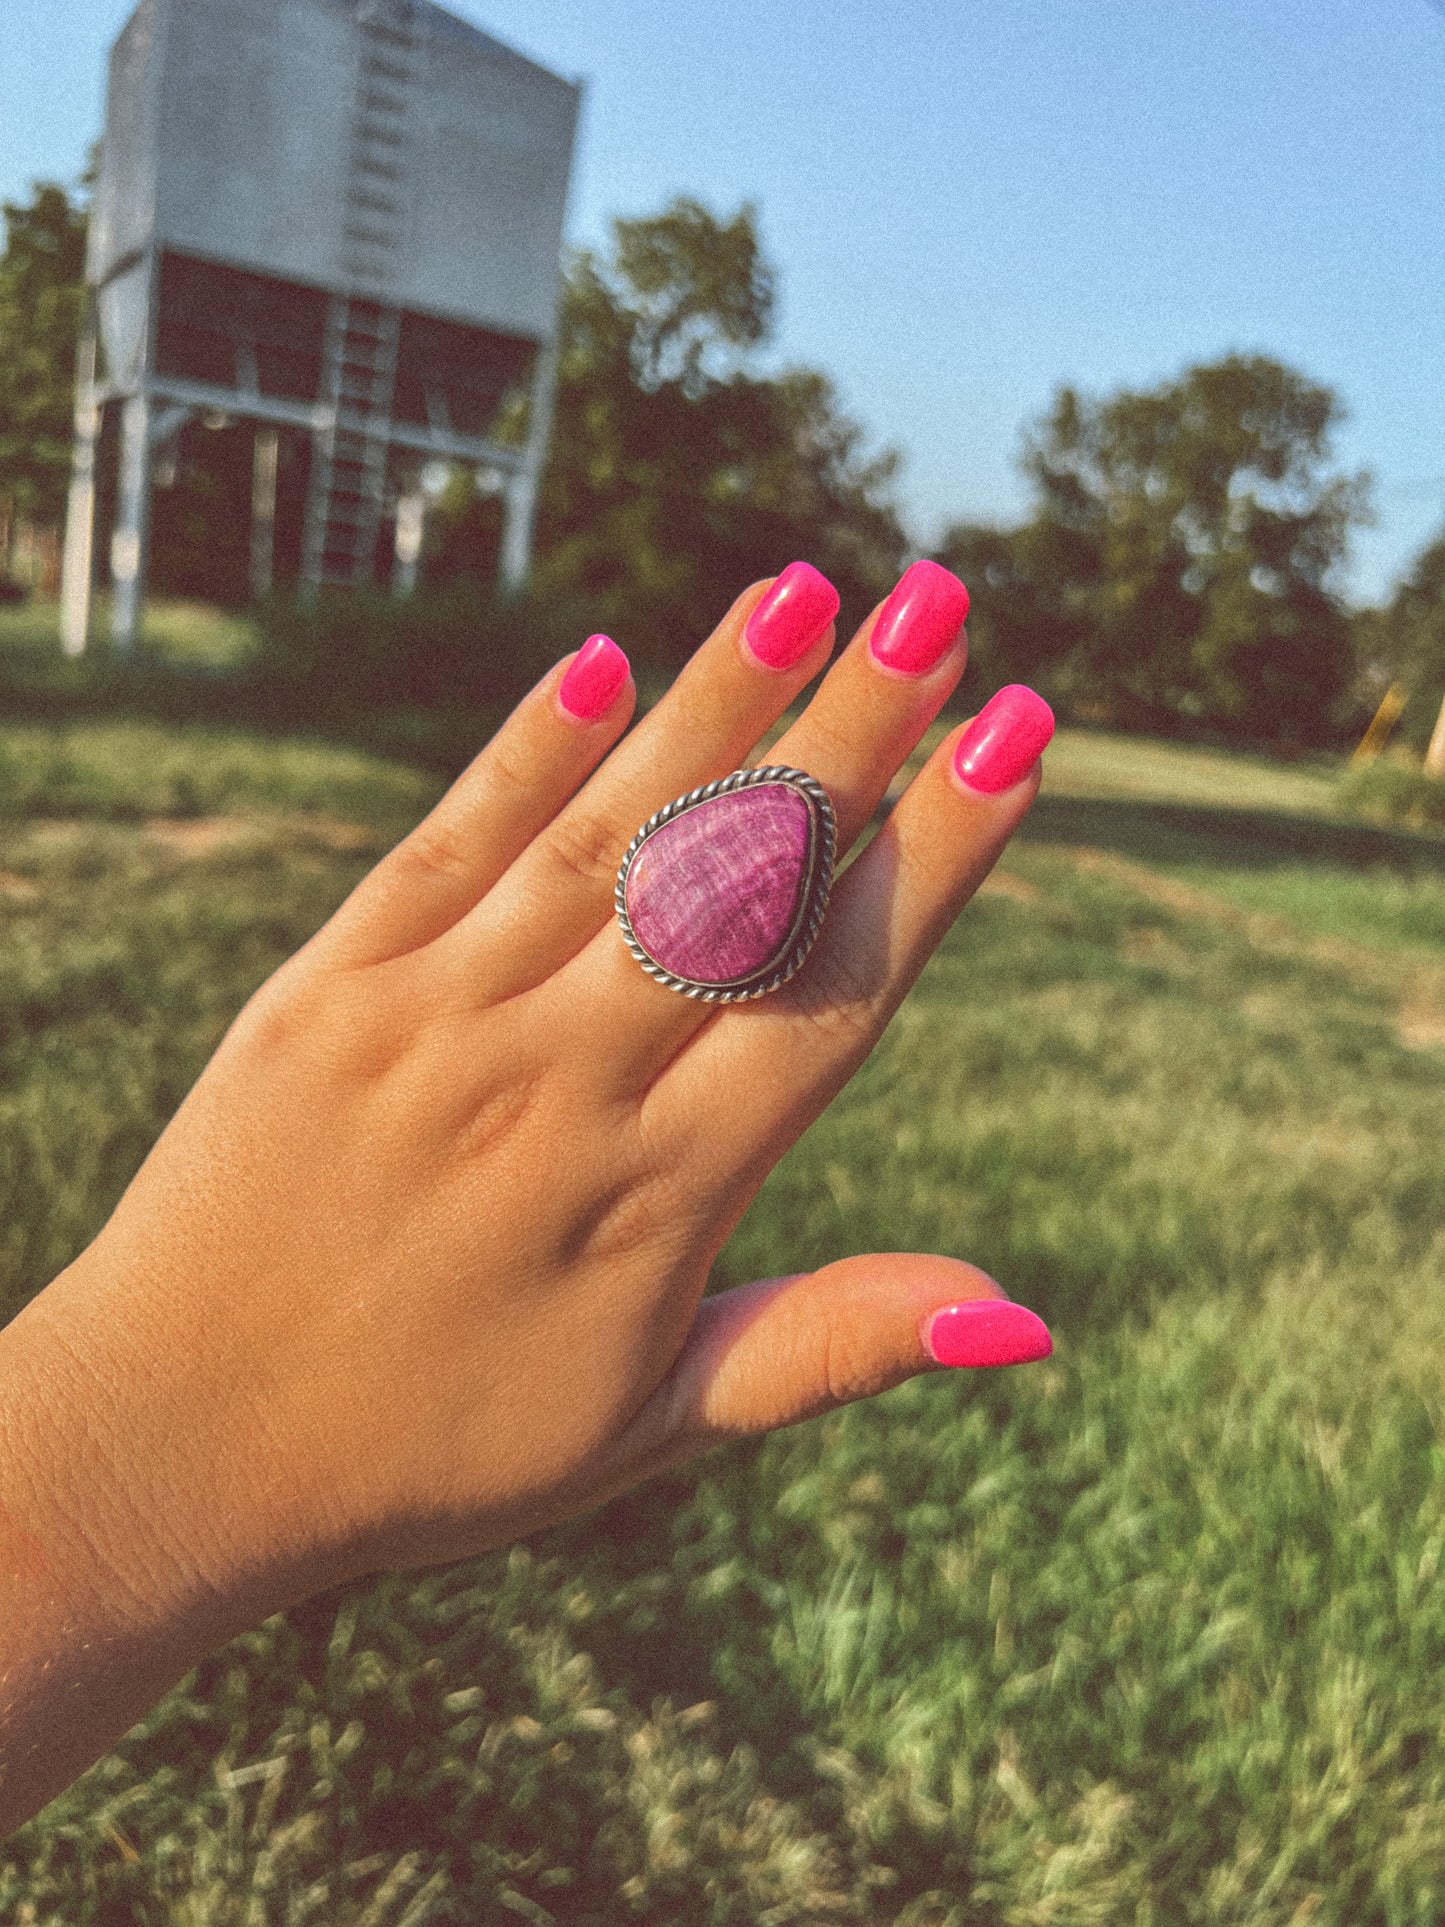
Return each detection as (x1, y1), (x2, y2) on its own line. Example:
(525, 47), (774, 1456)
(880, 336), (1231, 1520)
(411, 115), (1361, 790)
(615, 766), (837, 1002)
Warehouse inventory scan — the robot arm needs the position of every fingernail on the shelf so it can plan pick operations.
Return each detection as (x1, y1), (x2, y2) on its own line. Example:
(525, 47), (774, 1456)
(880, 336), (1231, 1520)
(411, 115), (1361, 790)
(924, 1299), (1052, 1369)
(953, 685), (1055, 793)
(743, 562), (841, 670)
(869, 559), (970, 676)
(558, 634), (630, 721)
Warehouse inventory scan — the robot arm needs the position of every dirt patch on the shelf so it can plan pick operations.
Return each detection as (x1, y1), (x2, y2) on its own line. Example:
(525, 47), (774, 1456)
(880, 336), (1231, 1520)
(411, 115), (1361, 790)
(0, 871), (39, 900)
(976, 867), (1042, 904)
(143, 815), (256, 856)
(1399, 1007), (1445, 1052)
(299, 815), (381, 852)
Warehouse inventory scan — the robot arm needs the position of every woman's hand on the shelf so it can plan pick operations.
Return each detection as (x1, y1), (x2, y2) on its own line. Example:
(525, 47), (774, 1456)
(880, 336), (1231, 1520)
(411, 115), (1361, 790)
(0, 561), (1052, 1830)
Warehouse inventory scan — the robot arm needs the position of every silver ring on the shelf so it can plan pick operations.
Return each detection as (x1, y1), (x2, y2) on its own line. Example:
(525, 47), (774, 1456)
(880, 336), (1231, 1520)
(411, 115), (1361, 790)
(615, 766), (836, 1002)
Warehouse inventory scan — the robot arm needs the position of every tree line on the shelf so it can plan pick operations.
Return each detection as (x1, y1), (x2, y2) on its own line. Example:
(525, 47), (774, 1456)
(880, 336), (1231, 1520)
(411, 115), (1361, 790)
(3, 179), (1444, 752)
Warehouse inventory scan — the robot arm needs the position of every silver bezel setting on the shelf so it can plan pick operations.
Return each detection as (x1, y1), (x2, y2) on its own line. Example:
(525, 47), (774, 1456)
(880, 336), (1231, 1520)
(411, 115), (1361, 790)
(615, 765), (837, 1002)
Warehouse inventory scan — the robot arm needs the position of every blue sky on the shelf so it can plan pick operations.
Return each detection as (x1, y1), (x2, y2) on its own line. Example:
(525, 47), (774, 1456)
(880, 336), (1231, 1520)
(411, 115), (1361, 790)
(5, 0), (1445, 603)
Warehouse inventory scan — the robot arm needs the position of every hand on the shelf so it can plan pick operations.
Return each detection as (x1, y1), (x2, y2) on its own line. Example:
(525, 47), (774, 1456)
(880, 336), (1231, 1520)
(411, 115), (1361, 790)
(0, 560), (1052, 1829)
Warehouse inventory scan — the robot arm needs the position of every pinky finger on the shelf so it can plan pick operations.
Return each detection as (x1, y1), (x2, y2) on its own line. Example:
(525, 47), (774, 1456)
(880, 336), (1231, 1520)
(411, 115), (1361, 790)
(322, 636), (635, 966)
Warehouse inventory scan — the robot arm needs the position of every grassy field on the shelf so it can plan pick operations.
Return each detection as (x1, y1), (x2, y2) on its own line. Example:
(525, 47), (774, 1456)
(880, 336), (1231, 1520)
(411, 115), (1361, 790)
(0, 597), (261, 669)
(1, 701), (1444, 1923)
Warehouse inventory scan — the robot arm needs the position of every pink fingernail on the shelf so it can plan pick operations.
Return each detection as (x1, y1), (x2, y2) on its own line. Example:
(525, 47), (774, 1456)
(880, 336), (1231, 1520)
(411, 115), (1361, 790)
(558, 634), (630, 721)
(869, 559), (970, 676)
(953, 685), (1055, 793)
(924, 1299), (1052, 1369)
(743, 562), (841, 670)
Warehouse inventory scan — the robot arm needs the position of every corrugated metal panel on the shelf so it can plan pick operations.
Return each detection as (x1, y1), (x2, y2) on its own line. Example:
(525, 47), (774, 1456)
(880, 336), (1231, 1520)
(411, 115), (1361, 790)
(88, 0), (162, 282)
(92, 0), (578, 342)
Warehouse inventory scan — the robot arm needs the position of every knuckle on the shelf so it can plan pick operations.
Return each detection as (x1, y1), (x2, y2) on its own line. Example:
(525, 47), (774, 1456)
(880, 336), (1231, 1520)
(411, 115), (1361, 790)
(544, 807), (625, 892)
(395, 814), (475, 885)
(820, 1322), (867, 1410)
(482, 731), (534, 806)
(821, 1323), (855, 1408)
(555, 1179), (655, 1275)
(787, 708), (853, 776)
(228, 962), (331, 1061)
(821, 1320), (896, 1410)
(786, 942), (882, 1054)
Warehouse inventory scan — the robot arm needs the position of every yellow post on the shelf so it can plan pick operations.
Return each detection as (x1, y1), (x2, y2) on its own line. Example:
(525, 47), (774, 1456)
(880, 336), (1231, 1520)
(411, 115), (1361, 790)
(1425, 690), (1445, 780)
(1351, 682), (1408, 766)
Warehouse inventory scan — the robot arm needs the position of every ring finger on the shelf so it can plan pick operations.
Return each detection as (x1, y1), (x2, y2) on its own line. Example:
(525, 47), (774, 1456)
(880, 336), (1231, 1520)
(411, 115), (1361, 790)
(553, 560), (972, 1090)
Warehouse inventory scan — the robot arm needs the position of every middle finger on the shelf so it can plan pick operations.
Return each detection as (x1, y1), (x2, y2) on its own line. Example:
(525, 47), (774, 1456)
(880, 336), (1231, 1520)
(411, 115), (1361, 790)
(441, 564), (840, 1000)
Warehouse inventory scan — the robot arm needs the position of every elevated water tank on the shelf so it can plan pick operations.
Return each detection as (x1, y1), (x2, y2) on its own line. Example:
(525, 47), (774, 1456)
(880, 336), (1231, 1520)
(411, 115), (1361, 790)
(63, 0), (580, 651)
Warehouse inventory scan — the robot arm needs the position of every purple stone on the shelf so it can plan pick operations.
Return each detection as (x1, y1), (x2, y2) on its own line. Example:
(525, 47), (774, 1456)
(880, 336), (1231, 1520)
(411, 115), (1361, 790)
(625, 782), (814, 985)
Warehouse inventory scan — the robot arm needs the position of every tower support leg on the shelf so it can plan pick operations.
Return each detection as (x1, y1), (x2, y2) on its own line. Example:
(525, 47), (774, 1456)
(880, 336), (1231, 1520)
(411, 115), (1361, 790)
(499, 339), (559, 596)
(60, 320), (101, 658)
(250, 426), (280, 603)
(110, 391), (152, 653)
(392, 484), (425, 596)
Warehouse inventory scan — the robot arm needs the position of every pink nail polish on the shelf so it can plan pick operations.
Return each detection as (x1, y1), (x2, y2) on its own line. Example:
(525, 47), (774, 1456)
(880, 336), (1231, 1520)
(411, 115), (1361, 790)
(558, 634), (630, 721)
(869, 559), (970, 676)
(952, 685), (1055, 793)
(743, 562), (841, 670)
(924, 1299), (1052, 1369)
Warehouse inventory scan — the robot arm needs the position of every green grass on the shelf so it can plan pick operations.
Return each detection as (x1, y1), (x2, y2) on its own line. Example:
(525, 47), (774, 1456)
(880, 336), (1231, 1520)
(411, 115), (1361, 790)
(1338, 756), (1445, 834)
(1042, 726), (1342, 818)
(2, 714), (1444, 1922)
(0, 718), (439, 832)
(0, 596), (261, 669)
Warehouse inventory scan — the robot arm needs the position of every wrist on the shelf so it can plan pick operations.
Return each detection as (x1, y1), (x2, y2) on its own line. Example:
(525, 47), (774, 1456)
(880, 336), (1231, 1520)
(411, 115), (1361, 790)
(1, 1243), (325, 1669)
(0, 1244), (350, 1832)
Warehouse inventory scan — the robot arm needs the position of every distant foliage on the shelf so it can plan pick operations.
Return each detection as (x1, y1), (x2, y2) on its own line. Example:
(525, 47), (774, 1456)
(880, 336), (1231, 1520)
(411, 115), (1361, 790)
(0, 182), (87, 528)
(1366, 524), (1445, 753)
(943, 355), (1371, 746)
(0, 181), (1417, 754)
(533, 199), (907, 665)
(250, 582), (582, 718)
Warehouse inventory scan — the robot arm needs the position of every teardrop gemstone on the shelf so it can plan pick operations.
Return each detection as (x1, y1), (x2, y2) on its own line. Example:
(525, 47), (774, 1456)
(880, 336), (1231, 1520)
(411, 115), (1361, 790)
(623, 782), (815, 987)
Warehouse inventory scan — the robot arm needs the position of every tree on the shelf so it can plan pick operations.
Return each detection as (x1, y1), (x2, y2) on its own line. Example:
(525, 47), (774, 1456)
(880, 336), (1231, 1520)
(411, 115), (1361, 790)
(1372, 524), (1445, 765)
(1381, 526), (1445, 697)
(533, 199), (906, 663)
(0, 182), (87, 532)
(941, 356), (1371, 745)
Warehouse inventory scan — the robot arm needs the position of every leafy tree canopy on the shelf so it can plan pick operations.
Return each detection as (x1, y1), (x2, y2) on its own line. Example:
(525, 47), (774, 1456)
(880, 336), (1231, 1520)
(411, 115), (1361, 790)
(943, 355), (1371, 745)
(1364, 524), (1445, 754)
(1383, 526), (1445, 688)
(0, 181), (87, 526)
(531, 198), (906, 663)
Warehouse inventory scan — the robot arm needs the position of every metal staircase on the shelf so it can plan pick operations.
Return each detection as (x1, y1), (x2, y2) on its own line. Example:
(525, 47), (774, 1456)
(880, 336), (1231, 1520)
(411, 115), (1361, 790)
(300, 0), (424, 593)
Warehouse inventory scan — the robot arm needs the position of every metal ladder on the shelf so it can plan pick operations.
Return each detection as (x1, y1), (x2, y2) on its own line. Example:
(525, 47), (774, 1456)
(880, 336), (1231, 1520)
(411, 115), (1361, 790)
(300, 298), (401, 592)
(300, 0), (425, 593)
(342, 0), (426, 288)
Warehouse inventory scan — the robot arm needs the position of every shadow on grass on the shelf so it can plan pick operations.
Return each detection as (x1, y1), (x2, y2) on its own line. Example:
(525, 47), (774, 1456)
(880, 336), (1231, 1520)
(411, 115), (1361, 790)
(1020, 790), (1445, 875)
(0, 644), (499, 776)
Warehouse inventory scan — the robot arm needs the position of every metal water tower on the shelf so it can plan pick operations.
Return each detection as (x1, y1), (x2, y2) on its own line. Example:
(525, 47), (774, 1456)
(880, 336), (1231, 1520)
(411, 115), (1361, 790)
(61, 0), (580, 653)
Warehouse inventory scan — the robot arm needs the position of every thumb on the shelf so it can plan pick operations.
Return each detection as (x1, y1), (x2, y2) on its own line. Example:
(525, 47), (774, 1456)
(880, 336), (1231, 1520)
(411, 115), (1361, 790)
(629, 1254), (1052, 1474)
